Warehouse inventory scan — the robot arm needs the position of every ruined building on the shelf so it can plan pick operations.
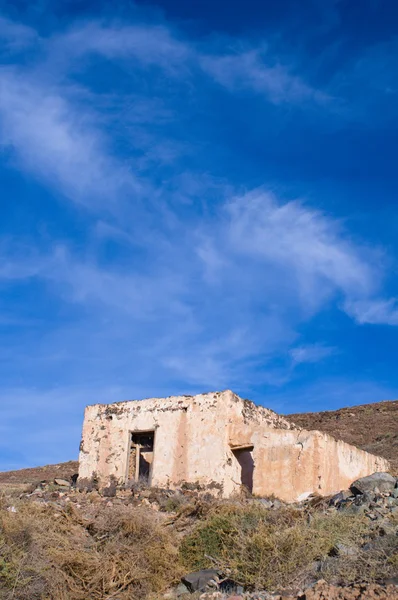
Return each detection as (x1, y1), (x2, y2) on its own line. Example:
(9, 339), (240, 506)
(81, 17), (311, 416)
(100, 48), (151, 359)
(78, 390), (389, 502)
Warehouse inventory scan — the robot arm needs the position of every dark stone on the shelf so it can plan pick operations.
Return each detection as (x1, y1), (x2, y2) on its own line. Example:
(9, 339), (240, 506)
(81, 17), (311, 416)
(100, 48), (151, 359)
(350, 472), (396, 495)
(329, 542), (358, 557)
(103, 484), (117, 498)
(181, 569), (219, 592)
(362, 533), (397, 552)
(329, 490), (352, 506)
(344, 503), (366, 515)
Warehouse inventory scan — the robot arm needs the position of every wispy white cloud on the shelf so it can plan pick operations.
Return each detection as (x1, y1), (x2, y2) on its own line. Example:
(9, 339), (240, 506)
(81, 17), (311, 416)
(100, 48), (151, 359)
(0, 384), (141, 469)
(226, 190), (375, 300)
(0, 16), (37, 50)
(0, 68), (145, 212)
(2, 183), (395, 401)
(200, 50), (328, 104)
(54, 22), (325, 105)
(46, 247), (189, 320)
(0, 15), (329, 221)
(198, 189), (388, 322)
(290, 344), (336, 365)
(46, 20), (326, 106)
(0, 233), (295, 389)
(49, 22), (191, 71)
(344, 297), (398, 325)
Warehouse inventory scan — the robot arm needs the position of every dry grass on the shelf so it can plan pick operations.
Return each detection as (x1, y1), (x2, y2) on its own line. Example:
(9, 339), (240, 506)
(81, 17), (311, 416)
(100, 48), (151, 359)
(0, 497), (182, 600)
(1, 494), (398, 598)
(179, 503), (376, 591)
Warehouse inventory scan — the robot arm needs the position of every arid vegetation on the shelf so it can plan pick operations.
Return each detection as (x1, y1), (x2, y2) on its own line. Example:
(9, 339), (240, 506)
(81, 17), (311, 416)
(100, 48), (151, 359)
(180, 506), (373, 590)
(0, 478), (398, 600)
(0, 494), (181, 600)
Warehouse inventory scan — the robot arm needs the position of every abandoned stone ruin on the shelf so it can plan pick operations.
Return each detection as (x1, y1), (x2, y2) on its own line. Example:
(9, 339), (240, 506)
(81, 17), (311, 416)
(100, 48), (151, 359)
(78, 390), (389, 502)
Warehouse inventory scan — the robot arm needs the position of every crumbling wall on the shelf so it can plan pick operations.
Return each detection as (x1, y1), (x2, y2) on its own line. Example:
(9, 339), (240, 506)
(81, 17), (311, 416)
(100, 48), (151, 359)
(216, 391), (298, 496)
(79, 390), (390, 501)
(79, 391), (235, 492)
(231, 426), (390, 501)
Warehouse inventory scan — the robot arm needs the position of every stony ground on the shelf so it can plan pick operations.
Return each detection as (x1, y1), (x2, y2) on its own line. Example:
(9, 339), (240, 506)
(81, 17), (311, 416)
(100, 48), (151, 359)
(0, 471), (397, 600)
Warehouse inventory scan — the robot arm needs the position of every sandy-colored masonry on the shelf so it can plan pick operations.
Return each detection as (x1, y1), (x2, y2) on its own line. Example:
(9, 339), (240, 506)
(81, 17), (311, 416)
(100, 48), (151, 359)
(78, 390), (390, 502)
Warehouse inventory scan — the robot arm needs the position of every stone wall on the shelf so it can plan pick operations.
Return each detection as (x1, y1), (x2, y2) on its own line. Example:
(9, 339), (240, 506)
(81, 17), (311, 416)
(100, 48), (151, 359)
(78, 390), (390, 501)
(79, 391), (241, 492)
(249, 428), (389, 501)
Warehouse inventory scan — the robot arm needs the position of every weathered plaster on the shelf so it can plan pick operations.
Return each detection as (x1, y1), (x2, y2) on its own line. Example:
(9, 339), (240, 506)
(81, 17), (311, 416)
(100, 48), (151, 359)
(78, 390), (390, 502)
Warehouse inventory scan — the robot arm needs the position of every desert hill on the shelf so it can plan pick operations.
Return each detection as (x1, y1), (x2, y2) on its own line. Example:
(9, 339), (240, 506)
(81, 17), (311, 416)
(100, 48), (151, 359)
(287, 399), (398, 474)
(0, 460), (78, 486)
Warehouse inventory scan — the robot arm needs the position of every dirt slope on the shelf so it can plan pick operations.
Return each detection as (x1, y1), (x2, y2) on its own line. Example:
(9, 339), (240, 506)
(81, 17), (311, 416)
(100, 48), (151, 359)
(0, 460), (79, 485)
(287, 400), (398, 474)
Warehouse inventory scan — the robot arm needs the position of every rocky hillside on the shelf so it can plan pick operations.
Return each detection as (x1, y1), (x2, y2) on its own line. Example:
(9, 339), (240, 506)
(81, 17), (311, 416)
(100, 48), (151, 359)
(287, 400), (398, 474)
(0, 473), (398, 599)
(0, 460), (78, 485)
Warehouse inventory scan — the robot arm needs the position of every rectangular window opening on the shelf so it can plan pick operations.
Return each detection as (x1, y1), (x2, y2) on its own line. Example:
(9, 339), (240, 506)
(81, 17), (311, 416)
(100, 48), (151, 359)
(128, 431), (155, 483)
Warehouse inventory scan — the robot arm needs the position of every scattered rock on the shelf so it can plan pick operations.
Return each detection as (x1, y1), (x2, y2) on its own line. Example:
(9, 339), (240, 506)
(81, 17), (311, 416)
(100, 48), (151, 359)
(329, 542), (358, 558)
(54, 478), (71, 487)
(296, 491), (313, 502)
(172, 582), (191, 597)
(329, 490), (352, 506)
(342, 503), (365, 515)
(102, 483), (117, 497)
(305, 580), (398, 599)
(181, 570), (220, 593)
(350, 472), (396, 495)
(257, 498), (274, 509)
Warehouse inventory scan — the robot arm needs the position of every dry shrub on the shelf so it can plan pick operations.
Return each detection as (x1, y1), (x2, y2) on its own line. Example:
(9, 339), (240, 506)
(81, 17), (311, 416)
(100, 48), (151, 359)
(179, 503), (368, 591)
(0, 499), (182, 600)
(319, 533), (398, 585)
(2, 494), (397, 598)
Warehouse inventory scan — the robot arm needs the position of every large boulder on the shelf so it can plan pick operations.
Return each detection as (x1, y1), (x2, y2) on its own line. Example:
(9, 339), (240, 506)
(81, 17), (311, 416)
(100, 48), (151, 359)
(350, 472), (396, 495)
(54, 478), (71, 487)
(181, 569), (219, 592)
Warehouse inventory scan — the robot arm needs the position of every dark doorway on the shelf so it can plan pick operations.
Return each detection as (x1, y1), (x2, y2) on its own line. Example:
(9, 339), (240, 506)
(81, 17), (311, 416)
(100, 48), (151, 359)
(128, 431), (155, 483)
(232, 446), (254, 493)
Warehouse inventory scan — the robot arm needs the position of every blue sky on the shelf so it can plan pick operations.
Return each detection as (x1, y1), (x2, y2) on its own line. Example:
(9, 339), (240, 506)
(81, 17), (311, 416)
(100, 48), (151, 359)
(1, 0), (398, 470)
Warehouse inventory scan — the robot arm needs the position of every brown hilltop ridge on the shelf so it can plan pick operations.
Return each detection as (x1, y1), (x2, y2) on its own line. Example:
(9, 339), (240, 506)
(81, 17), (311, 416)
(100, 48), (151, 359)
(0, 460), (79, 485)
(287, 399), (398, 475)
